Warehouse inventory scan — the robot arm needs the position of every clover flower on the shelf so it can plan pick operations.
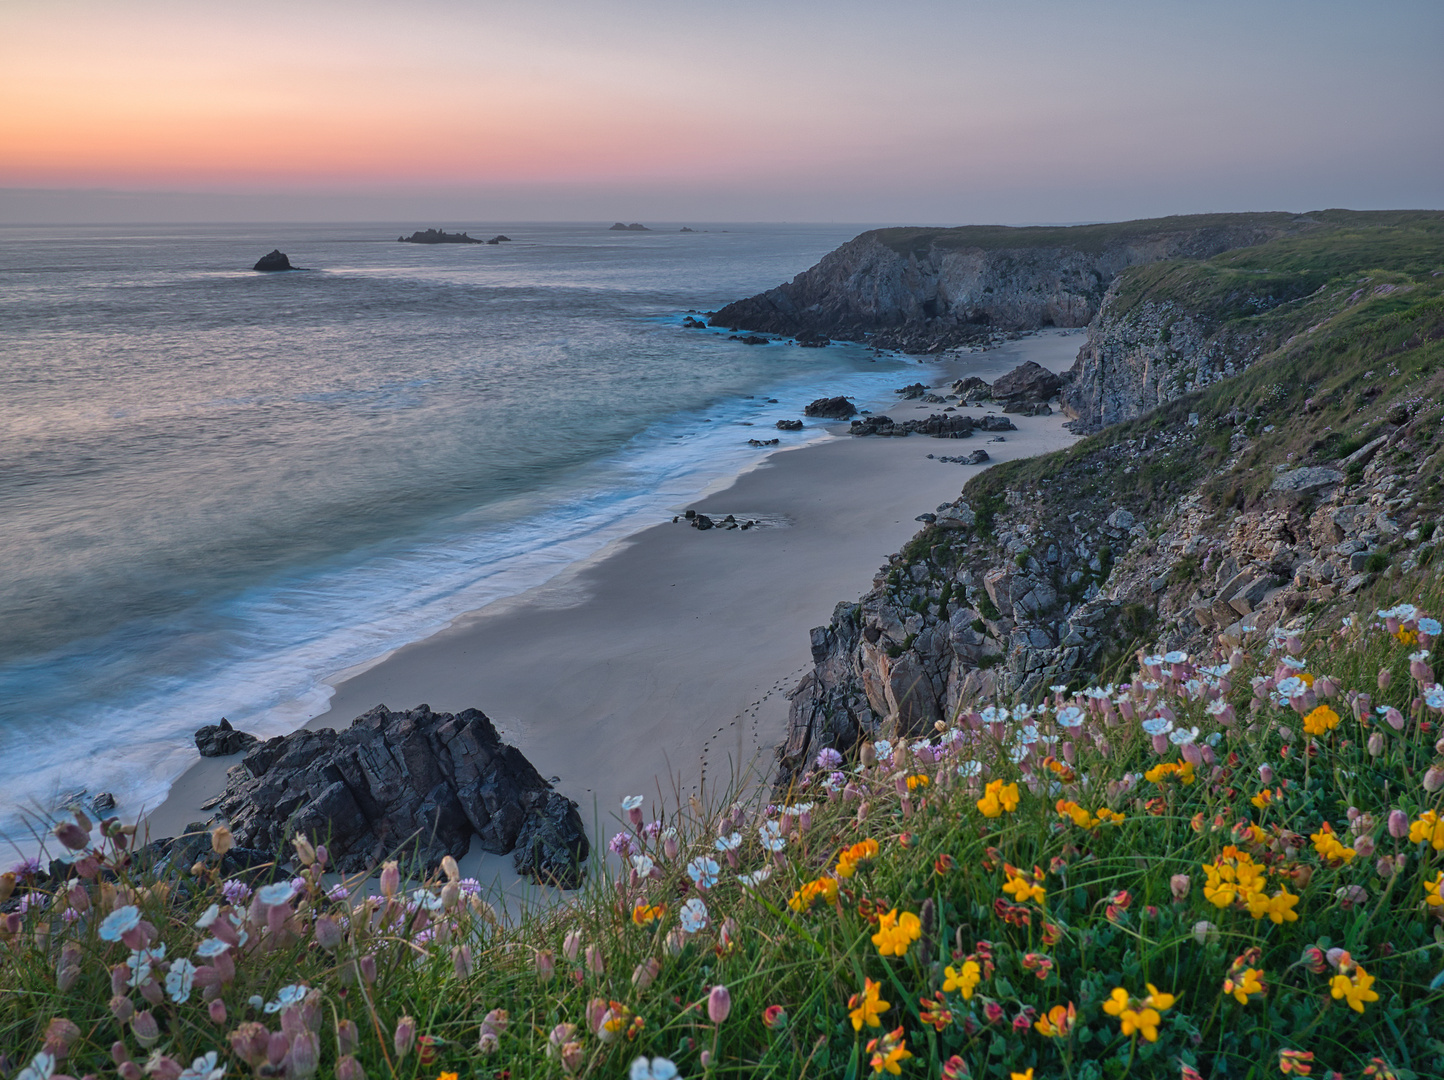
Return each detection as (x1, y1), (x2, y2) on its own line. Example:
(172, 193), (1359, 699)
(609, 832), (636, 857)
(220, 879), (252, 906)
(815, 748), (844, 770)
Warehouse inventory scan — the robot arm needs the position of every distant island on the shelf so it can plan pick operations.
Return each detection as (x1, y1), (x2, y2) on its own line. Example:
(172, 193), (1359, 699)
(608, 222), (649, 231)
(398, 229), (483, 244)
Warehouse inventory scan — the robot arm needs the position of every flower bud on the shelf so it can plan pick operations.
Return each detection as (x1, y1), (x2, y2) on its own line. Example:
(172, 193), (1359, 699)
(379, 861), (400, 899)
(393, 1015), (416, 1058)
(1354, 834), (1376, 858)
(289, 1032), (320, 1079)
(1170, 874), (1191, 901)
(663, 832), (680, 861)
(313, 915), (344, 952)
(1425, 766), (1444, 792)
(266, 1031), (289, 1068)
(1192, 920), (1217, 945)
(1386, 707), (1405, 730)
(860, 742), (877, 768)
(1258, 764), (1274, 785)
(1315, 675), (1338, 698)
(359, 954), (376, 984)
(708, 984), (732, 1024)
(1378, 668), (1391, 689)
(560, 1041), (584, 1074)
(119, 1064), (144, 1080)
(453, 944), (473, 979)
(1376, 856), (1398, 879)
(1388, 809), (1409, 838)
(632, 957), (660, 990)
(208, 999), (227, 1026)
(763, 1004), (788, 1029)
(478, 1031), (499, 1055)
(210, 825), (233, 856)
(440, 854), (460, 882)
(229, 1023), (271, 1067)
(131, 1010), (160, 1047)
(585, 943), (605, 975)
(563, 929), (582, 962)
(336, 1056), (367, 1080)
(54, 820), (90, 851)
(147, 1056), (183, 1080)
(1368, 732), (1385, 756)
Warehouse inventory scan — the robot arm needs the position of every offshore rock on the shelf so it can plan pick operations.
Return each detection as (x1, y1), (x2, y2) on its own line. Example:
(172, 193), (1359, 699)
(398, 229), (482, 244)
(252, 250), (292, 272)
(214, 704), (589, 887)
(194, 718), (259, 758)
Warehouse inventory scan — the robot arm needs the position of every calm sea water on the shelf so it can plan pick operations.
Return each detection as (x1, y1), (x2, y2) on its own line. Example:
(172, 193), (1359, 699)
(0, 220), (914, 844)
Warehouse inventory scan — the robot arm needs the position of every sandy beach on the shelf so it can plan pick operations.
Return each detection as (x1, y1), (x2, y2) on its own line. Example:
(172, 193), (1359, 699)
(146, 330), (1082, 901)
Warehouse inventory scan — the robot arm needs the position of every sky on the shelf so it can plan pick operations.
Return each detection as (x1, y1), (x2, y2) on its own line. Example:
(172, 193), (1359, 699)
(1, 0), (1441, 224)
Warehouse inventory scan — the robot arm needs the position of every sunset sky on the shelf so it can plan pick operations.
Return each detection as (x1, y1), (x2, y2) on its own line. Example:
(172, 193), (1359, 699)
(2, 0), (1441, 223)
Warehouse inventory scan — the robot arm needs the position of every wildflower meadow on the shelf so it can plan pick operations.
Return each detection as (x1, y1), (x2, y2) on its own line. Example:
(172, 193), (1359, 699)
(3, 594), (1443, 1079)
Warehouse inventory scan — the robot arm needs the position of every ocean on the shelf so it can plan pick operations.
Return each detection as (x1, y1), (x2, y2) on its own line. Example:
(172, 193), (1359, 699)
(0, 220), (918, 846)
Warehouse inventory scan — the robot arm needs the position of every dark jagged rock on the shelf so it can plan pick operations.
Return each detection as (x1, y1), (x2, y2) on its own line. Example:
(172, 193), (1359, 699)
(491, 235), (512, 242)
(795, 331), (831, 348)
(976, 414), (1017, 432)
(849, 413), (974, 438)
(194, 717), (259, 758)
(609, 222), (650, 231)
(680, 227), (696, 233)
(991, 360), (1064, 405)
(776, 419), (804, 431)
(253, 250), (292, 272)
(212, 704), (589, 887)
(682, 316), (708, 329)
(398, 229), (482, 244)
(803, 396), (857, 419)
(748, 438), (781, 447)
(894, 382), (931, 400)
(732, 334), (770, 345)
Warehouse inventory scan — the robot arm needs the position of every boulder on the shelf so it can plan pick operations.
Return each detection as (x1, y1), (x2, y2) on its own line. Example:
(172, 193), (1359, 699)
(990, 361), (1063, 404)
(894, 382), (930, 400)
(252, 250), (292, 272)
(795, 331), (831, 347)
(967, 449), (991, 464)
(1270, 467), (1344, 493)
(804, 396), (858, 419)
(976, 415), (1017, 432)
(194, 717), (259, 758)
(212, 704), (589, 887)
(775, 419), (804, 431)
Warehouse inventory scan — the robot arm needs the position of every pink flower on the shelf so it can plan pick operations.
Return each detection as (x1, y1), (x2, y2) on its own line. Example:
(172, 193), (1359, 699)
(708, 984), (732, 1024)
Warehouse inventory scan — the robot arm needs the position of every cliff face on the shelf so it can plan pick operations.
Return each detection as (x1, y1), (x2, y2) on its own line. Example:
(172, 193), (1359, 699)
(775, 221), (1444, 789)
(712, 214), (1300, 351)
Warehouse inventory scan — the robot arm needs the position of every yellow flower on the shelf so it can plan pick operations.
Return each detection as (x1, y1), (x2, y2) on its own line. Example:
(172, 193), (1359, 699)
(1056, 799), (1096, 828)
(438, 1074), (459, 1080)
(631, 903), (666, 926)
(942, 959), (981, 999)
(1246, 886), (1300, 924)
(788, 876), (839, 912)
(976, 779), (1020, 817)
(1310, 823), (1356, 865)
(866, 1027), (913, 1076)
(871, 908), (922, 957)
(1251, 788), (1275, 811)
(849, 978), (890, 1030)
(1144, 760), (1196, 785)
(1033, 1001), (1076, 1037)
(1410, 810), (1444, 850)
(1302, 704), (1340, 737)
(835, 838), (879, 878)
(1002, 870), (1046, 906)
(1426, 871), (1444, 908)
(1103, 984), (1175, 1042)
(1223, 967), (1266, 1004)
(1330, 965), (1379, 1013)
(1396, 626), (1419, 645)
(906, 773), (930, 790)
(1011, 1071), (1035, 1080)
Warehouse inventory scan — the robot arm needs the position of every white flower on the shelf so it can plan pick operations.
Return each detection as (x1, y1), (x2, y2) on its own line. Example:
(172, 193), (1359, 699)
(1013, 704), (1036, 721)
(737, 867), (772, 888)
(1169, 726), (1200, 746)
(956, 760), (982, 778)
(621, 795), (645, 811)
(1163, 650), (1188, 664)
(1409, 650), (1431, 662)
(1279, 655), (1306, 670)
(1016, 724), (1039, 745)
(630, 1057), (681, 1080)
(1140, 680), (1161, 691)
(98, 905), (141, 942)
(166, 957), (198, 1003)
(980, 706), (1010, 724)
(178, 1051), (227, 1080)
(1423, 685), (1444, 711)
(686, 856), (719, 890)
(1419, 617), (1442, 636)
(263, 984), (310, 1013)
(714, 832), (742, 852)
(16, 1053), (54, 1080)
(256, 881), (296, 907)
(1141, 717), (1173, 737)
(1055, 706), (1084, 729)
(195, 937), (232, 958)
(872, 739), (894, 761)
(194, 904), (220, 929)
(678, 896), (710, 933)
(127, 943), (166, 987)
(409, 888), (443, 912)
(758, 821), (786, 852)
(630, 854), (656, 877)
(1049, 683), (1069, 694)
(1143, 654), (1164, 667)
(1275, 676), (1306, 699)
(1206, 698), (1231, 716)
(1007, 744), (1030, 764)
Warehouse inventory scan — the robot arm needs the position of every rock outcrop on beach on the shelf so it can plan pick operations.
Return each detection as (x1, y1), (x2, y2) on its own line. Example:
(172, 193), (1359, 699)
(194, 718), (258, 757)
(252, 250), (292, 272)
(773, 211), (1444, 788)
(212, 704), (589, 887)
(803, 396), (857, 419)
(710, 213), (1313, 350)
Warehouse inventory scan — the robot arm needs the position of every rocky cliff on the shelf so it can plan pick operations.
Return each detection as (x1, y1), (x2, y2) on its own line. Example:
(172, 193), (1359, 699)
(712, 213), (1304, 351)
(776, 215), (1444, 788)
